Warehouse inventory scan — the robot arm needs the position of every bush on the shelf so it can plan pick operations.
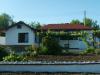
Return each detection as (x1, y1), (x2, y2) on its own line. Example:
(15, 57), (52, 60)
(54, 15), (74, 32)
(86, 47), (95, 53)
(95, 49), (100, 55)
(25, 44), (39, 56)
(3, 52), (29, 62)
(40, 35), (62, 55)
(39, 46), (48, 55)
(0, 46), (8, 61)
(81, 47), (95, 55)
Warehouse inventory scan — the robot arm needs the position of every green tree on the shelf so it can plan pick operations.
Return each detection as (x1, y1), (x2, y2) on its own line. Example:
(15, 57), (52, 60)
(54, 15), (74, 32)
(92, 20), (99, 29)
(0, 13), (13, 29)
(83, 18), (99, 28)
(83, 18), (93, 27)
(30, 21), (41, 29)
(70, 19), (81, 24)
(41, 34), (62, 55)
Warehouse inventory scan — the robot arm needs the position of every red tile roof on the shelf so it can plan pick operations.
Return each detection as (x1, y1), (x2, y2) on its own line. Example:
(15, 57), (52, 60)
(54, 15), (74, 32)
(41, 23), (93, 30)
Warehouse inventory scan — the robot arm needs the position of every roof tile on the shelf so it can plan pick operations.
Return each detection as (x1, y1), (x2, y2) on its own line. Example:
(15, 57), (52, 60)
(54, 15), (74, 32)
(41, 23), (93, 30)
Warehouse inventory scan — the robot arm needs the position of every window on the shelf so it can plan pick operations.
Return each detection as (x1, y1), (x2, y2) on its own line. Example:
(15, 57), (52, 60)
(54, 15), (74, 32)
(64, 44), (69, 49)
(18, 33), (28, 43)
(60, 36), (78, 40)
(17, 25), (22, 29)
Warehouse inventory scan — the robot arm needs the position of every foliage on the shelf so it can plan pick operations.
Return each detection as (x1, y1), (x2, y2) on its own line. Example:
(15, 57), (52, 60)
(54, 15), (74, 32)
(70, 19), (81, 24)
(95, 49), (100, 55)
(83, 18), (93, 27)
(0, 13), (13, 29)
(3, 50), (31, 61)
(25, 44), (39, 56)
(83, 18), (99, 29)
(84, 47), (95, 54)
(92, 20), (99, 29)
(3, 52), (22, 61)
(30, 21), (41, 29)
(40, 35), (62, 55)
(38, 31), (83, 40)
(93, 30), (100, 38)
(3, 45), (40, 61)
(70, 18), (99, 29)
(0, 46), (8, 61)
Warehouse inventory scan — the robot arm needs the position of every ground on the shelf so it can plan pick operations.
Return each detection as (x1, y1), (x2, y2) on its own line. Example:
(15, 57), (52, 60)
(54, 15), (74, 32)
(31, 55), (100, 62)
(0, 72), (99, 75)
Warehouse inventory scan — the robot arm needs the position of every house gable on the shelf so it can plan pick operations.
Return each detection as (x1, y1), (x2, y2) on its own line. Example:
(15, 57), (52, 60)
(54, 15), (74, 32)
(6, 21), (36, 45)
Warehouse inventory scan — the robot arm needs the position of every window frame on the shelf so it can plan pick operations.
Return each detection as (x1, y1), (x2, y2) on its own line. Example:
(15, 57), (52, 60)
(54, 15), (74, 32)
(17, 25), (22, 29)
(18, 33), (29, 43)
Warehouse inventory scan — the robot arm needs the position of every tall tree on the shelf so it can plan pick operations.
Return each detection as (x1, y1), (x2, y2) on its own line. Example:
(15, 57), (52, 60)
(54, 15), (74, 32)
(83, 18), (93, 27)
(83, 18), (99, 29)
(0, 13), (13, 29)
(92, 20), (99, 29)
(70, 19), (81, 24)
(30, 21), (41, 29)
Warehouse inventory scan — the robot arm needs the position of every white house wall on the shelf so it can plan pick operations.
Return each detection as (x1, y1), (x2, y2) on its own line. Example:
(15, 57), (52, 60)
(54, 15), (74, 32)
(59, 40), (87, 50)
(0, 36), (5, 45)
(95, 37), (100, 48)
(6, 25), (35, 45)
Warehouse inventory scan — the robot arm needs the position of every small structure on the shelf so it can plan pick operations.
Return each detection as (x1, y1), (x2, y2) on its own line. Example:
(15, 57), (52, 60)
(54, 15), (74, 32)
(5, 21), (39, 52)
(41, 23), (93, 50)
(6, 21), (38, 46)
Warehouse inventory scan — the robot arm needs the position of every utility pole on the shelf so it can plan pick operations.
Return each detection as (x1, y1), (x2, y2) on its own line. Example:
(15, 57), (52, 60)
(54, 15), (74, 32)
(84, 10), (86, 26)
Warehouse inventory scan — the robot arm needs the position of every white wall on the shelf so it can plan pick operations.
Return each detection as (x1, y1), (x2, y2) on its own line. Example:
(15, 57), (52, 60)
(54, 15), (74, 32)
(95, 37), (100, 48)
(0, 64), (100, 73)
(6, 25), (35, 45)
(59, 40), (87, 50)
(0, 36), (5, 45)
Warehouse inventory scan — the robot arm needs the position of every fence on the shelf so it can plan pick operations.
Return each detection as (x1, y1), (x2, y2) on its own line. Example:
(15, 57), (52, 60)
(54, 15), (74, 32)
(0, 62), (100, 73)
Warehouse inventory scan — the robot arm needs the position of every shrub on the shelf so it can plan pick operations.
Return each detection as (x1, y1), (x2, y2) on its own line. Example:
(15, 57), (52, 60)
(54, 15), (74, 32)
(39, 46), (48, 55)
(3, 52), (28, 62)
(3, 53), (20, 61)
(25, 44), (39, 56)
(40, 35), (62, 55)
(85, 47), (95, 54)
(95, 49), (100, 55)
(0, 46), (8, 61)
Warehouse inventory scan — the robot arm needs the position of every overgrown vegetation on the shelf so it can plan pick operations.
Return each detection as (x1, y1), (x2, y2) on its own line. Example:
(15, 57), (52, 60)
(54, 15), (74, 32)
(0, 13), (100, 61)
(1, 30), (100, 61)
(40, 35), (62, 55)
(0, 46), (8, 61)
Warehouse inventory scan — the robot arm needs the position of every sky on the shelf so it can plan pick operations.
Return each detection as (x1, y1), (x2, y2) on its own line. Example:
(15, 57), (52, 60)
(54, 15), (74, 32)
(0, 0), (100, 24)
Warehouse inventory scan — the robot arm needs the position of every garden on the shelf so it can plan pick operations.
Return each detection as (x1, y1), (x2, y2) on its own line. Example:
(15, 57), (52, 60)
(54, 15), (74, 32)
(0, 30), (100, 62)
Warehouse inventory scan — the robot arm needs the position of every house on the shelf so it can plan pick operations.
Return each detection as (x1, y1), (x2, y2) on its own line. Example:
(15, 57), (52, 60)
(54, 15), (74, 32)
(4, 21), (99, 50)
(41, 23), (93, 50)
(6, 21), (38, 46)
(0, 29), (6, 45)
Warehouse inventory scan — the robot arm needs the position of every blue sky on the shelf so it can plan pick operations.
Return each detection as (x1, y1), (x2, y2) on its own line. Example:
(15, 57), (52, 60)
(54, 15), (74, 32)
(0, 0), (100, 24)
